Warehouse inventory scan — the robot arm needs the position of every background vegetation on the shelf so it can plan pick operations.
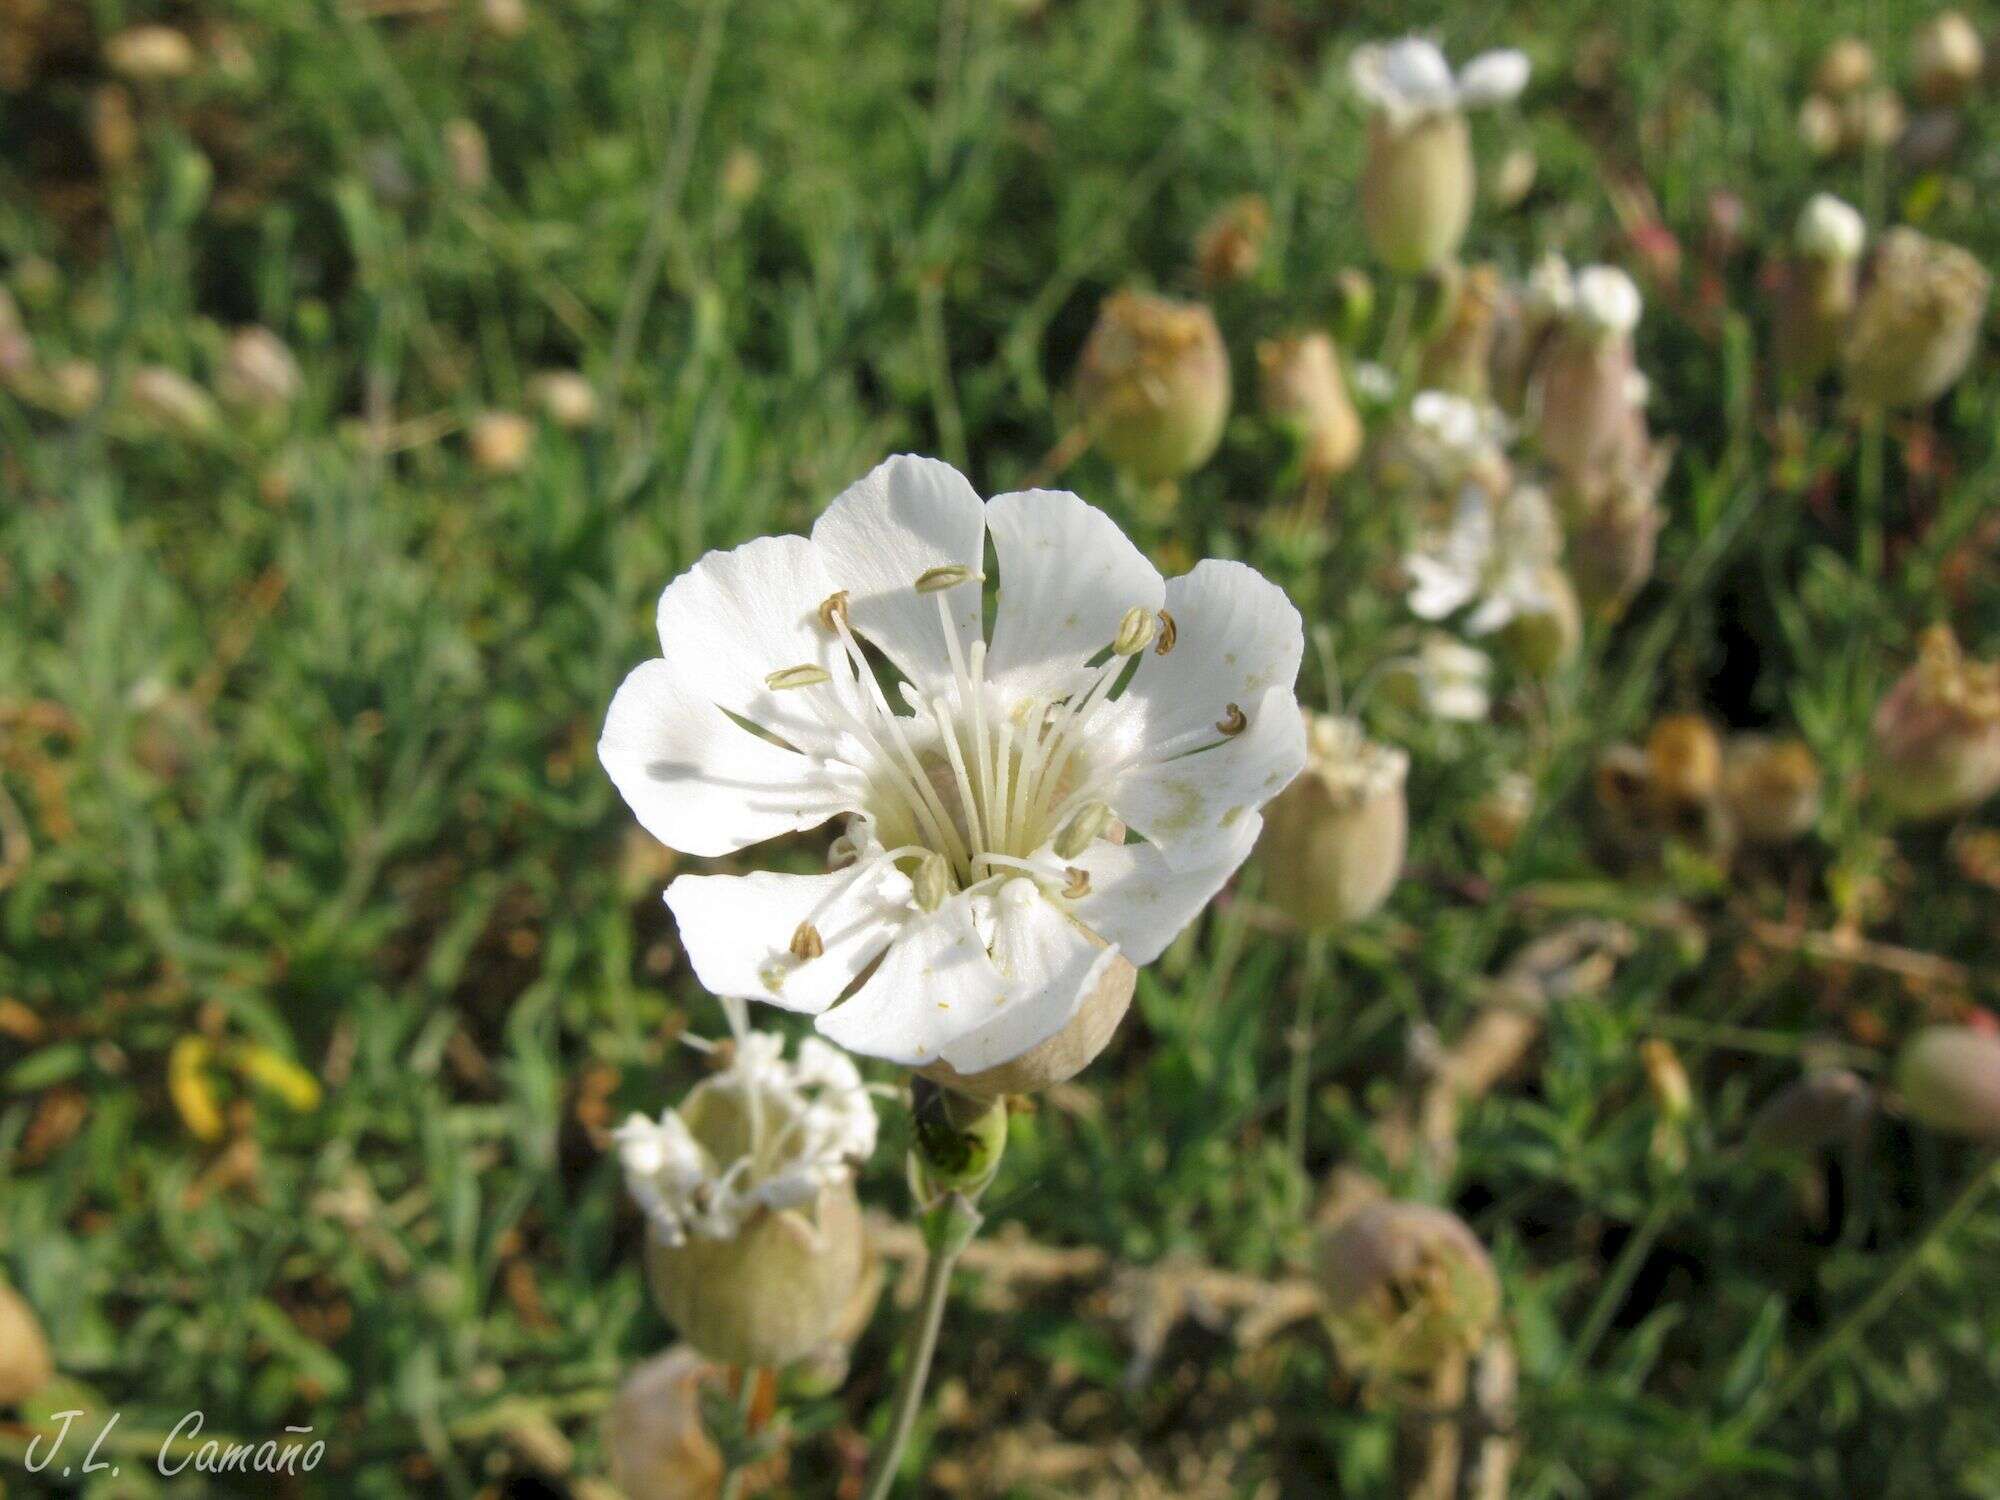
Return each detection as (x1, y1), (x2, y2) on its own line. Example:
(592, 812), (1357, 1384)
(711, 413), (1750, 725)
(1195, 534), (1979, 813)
(3, 0), (1999, 1495)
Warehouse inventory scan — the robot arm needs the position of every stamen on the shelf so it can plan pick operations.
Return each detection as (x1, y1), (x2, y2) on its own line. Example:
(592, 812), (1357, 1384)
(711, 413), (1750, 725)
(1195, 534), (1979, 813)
(1216, 703), (1248, 737)
(789, 921), (825, 960)
(1062, 867), (1091, 899)
(1155, 608), (1178, 654)
(765, 663), (832, 690)
(817, 591), (850, 632)
(914, 564), (982, 593)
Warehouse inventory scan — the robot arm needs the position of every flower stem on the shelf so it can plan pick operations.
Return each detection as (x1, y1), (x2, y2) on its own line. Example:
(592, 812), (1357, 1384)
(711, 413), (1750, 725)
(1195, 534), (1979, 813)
(716, 1369), (762, 1500)
(859, 1193), (983, 1500)
(1856, 406), (1887, 580)
(1286, 932), (1332, 1172)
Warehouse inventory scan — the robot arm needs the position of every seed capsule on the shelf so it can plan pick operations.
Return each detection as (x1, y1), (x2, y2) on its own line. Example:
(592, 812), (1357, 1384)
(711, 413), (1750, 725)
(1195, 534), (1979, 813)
(1842, 228), (1990, 410)
(1075, 290), (1231, 485)
(1896, 1026), (2000, 1141)
(1256, 712), (1407, 929)
(1314, 1201), (1501, 1382)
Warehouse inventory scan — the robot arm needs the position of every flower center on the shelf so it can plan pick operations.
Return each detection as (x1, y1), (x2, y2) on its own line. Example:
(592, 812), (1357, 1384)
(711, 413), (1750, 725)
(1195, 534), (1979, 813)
(789, 584), (1165, 898)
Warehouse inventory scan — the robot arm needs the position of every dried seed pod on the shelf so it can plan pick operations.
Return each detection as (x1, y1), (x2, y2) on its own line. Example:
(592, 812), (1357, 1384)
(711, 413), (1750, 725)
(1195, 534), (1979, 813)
(1813, 37), (1876, 98)
(1911, 11), (1983, 105)
(1074, 291), (1230, 485)
(1314, 1201), (1501, 1382)
(0, 1282), (53, 1405)
(1722, 735), (1823, 846)
(1842, 227), (1989, 410)
(1194, 194), (1271, 289)
(1258, 332), (1363, 480)
(469, 410), (534, 474)
(1871, 624), (2000, 820)
(1747, 1068), (1873, 1153)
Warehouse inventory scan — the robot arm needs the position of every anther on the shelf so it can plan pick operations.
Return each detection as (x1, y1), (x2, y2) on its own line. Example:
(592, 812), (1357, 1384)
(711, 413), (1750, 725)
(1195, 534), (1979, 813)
(789, 921), (825, 960)
(914, 564), (982, 593)
(1062, 867), (1092, 899)
(1054, 801), (1112, 860)
(912, 851), (952, 912)
(1155, 608), (1177, 654)
(765, 663), (832, 690)
(1216, 702), (1248, 737)
(1113, 605), (1158, 656)
(817, 590), (850, 631)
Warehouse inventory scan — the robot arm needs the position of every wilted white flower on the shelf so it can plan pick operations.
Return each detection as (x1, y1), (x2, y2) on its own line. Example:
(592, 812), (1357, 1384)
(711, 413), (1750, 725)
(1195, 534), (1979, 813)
(1389, 632), (1494, 721)
(600, 457), (1306, 1088)
(616, 1031), (876, 1246)
(1405, 482), (1563, 636)
(1570, 265), (1642, 338)
(1349, 38), (1529, 131)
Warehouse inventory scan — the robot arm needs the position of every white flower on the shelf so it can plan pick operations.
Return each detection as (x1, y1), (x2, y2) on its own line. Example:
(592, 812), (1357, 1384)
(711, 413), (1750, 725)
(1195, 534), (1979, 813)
(1405, 483), (1563, 636)
(1352, 360), (1399, 405)
(600, 457), (1307, 1075)
(1351, 37), (1530, 131)
(1571, 266), (1642, 338)
(1796, 193), (1865, 262)
(616, 1032), (878, 1246)
(1393, 632), (1494, 721)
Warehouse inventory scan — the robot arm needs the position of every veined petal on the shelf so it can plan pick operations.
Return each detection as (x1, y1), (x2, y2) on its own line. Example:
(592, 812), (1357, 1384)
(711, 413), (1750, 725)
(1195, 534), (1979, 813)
(815, 895), (1006, 1066)
(1068, 815), (1262, 964)
(1100, 558), (1306, 758)
(983, 487), (1165, 706)
(810, 455), (986, 697)
(653, 532), (857, 758)
(599, 659), (858, 857)
(937, 879), (1124, 1076)
(664, 858), (915, 1015)
(1108, 684), (1307, 868)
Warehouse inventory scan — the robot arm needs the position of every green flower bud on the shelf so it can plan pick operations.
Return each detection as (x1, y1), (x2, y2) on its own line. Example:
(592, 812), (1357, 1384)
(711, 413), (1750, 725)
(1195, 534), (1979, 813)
(1362, 112), (1474, 275)
(908, 1078), (1008, 1204)
(1258, 332), (1363, 481)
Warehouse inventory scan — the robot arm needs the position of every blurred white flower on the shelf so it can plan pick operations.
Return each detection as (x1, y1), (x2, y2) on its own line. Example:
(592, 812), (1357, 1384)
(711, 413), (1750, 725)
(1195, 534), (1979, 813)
(1796, 193), (1865, 262)
(1350, 37), (1529, 131)
(616, 1032), (877, 1246)
(600, 456), (1306, 1081)
(1405, 483), (1563, 636)
(1393, 632), (1494, 721)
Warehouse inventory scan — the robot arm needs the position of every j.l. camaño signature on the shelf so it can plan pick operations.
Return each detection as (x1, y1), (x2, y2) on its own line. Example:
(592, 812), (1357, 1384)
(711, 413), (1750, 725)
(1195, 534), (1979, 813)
(25, 1410), (326, 1479)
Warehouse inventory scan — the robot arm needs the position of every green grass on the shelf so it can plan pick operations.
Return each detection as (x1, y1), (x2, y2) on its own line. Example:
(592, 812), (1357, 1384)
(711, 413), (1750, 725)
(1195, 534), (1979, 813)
(4, 0), (2000, 1495)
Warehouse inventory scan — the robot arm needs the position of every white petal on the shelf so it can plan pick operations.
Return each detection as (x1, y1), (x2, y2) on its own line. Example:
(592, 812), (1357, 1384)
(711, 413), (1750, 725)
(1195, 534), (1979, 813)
(1109, 684), (1307, 868)
(1101, 558), (1307, 756)
(937, 879), (1123, 1075)
(1456, 49), (1530, 108)
(815, 896), (1006, 1066)
(664, 858), (914, 1015)
(652, 532), (858, 759)
(1069, 815), (1260, 964)
(983, 487), (1165, 706)
(599, 659), (857, 857)
(810, 455), (986, 697)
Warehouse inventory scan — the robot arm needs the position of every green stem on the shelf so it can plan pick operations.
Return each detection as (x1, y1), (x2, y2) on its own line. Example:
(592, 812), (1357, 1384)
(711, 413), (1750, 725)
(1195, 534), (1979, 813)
(1559, 1185), (1684, 1383)
(1646, 1154), (1999, 1499)
(717, 1370), (761, 1500)
(859, 1197), (980, 1500)
(1286, 932), (1332, 1171)
(1856, 406), (1887, 580)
